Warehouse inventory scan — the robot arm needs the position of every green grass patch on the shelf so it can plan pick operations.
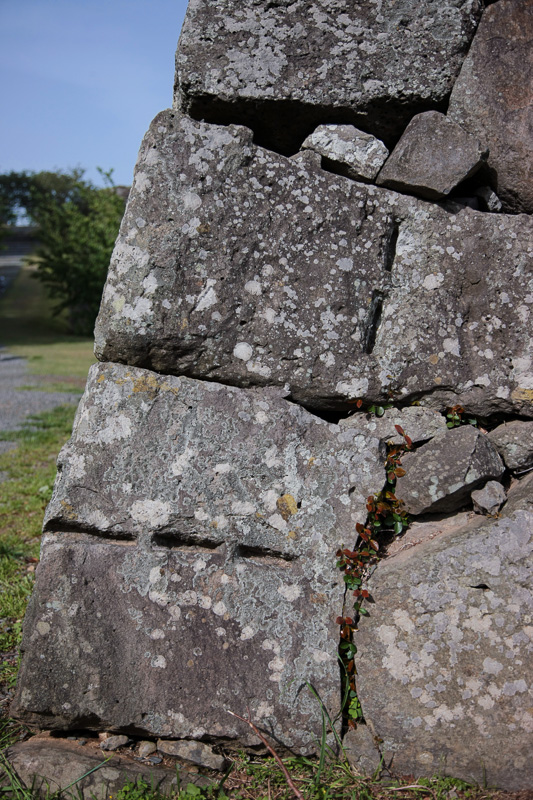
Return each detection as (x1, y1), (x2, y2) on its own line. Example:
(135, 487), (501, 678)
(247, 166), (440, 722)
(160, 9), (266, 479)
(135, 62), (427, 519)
(0, 406), (77, 690)
(0, 262), (95, 381)
(0, 749), (502, 800)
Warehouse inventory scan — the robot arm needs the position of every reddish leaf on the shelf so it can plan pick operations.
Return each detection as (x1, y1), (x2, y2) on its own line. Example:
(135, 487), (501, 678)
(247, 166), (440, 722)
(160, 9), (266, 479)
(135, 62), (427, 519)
(355, 522), (365, 534)
(394, 424), (405, 436)
(370, 539), (379, 551)
(356, 399), (363, 408)
(395, 467), (406, 478)
(335, 616), (344, 625)
(344, 617), (353, 626)
(404, 434), (413, 448)
(361, 590), (370, 599)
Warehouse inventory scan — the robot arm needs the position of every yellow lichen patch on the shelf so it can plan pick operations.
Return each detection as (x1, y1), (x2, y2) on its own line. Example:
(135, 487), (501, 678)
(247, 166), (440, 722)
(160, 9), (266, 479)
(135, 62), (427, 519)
(60, 500), (78, 521)
(512, 387), (533, 402)
(276, 494), (298, 521)
(308, 456), (315, 467)
(196, 222), (210, 234)
(287, 530), (297, 540)
(131, 373), (161, 394)
(428, 354), (439, 365)
(97, 373), (106, 383)
(310, 593), (327, 605)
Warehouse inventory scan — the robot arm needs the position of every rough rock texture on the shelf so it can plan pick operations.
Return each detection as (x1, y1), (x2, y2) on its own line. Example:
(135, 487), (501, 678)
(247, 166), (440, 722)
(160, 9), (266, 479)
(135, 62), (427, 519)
(174, 0), (483, 152)
(94, 111), (533, 418)
(448, 0), (533, 214)
(301, 124), (389, 182)
(395, 427), (504, 515)
(12, 362), (384, 751)
(340, 406), (447, 445)
(4, 737), (210, 800)
(354, 473), (533, 790)
(376, 111), (487, 200)
(488, 420), (533, 471)
(471, 480), (507, 516)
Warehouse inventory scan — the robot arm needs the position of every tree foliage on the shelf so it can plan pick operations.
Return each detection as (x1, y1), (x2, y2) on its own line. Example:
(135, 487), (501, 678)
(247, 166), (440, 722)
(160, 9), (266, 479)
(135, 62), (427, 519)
(0, 169), (126, 335)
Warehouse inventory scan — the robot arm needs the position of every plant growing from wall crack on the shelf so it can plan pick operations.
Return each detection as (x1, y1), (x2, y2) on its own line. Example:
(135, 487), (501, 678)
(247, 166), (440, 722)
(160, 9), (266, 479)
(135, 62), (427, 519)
(336, 422), (412, 728)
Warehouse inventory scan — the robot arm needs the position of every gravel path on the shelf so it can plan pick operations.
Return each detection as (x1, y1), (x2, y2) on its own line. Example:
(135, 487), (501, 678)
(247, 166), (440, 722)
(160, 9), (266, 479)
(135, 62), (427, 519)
(0, 349), (81, 435)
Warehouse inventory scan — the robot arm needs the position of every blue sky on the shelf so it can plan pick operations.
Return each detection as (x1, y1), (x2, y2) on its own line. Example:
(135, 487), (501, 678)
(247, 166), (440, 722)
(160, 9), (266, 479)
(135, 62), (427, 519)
(0, 0), (189, 187)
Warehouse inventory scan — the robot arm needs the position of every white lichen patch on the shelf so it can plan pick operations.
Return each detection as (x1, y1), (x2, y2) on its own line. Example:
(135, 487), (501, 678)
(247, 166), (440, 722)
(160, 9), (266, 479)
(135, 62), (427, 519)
(131, 500), (171, 527)
(233, 342), (253, 361)
(277, 583), (302, 601)
(95, 414), (132, 444)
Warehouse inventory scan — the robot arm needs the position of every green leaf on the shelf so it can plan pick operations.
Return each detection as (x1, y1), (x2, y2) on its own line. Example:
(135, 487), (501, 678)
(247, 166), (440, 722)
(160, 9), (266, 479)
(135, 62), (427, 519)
(394, 520), (404, 535)
(358, 607), (370, 616)
(376, 406), (385, 417)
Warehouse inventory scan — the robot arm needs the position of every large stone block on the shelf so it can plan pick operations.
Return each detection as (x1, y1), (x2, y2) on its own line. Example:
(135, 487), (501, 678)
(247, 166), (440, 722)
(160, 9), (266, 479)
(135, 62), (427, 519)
(376, 111), (487, 200)
(354, 474), (533, 789)
(174, 0), (483, 151)
(448, 0), (533, 214)
(12, 362), (385, 752)
(94, 111), (533, 418)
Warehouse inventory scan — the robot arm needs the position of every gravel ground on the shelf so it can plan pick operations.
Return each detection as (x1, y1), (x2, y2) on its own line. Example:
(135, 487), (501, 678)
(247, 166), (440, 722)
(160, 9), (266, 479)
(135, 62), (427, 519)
(0, 349), (81, 434)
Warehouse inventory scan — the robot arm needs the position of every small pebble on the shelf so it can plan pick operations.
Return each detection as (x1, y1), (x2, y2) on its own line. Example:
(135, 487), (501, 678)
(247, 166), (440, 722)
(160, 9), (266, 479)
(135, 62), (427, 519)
(67, 736), (77, 741)
(138, 740), (157, 758)
(100, 734), (130, 751)
(78, 739), (87, 746)
(148, 756), (163, 764)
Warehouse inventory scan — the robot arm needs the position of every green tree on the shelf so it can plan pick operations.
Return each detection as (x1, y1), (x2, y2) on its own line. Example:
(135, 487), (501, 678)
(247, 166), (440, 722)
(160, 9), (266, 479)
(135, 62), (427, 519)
(0, 169), (126, 335)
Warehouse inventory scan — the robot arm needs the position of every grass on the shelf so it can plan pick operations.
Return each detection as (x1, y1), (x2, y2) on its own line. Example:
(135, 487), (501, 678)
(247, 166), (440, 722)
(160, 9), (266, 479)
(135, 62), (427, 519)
(0, 745), (517, 800)
(0, 406), (77, 692)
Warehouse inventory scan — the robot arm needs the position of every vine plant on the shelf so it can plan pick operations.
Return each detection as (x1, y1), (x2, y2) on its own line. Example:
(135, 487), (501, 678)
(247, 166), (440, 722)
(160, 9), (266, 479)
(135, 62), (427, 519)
(336, 410), (413, 728)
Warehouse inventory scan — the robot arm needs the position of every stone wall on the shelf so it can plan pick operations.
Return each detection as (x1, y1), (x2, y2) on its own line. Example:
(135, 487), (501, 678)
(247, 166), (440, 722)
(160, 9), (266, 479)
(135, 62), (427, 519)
(12, 0), (533, 790)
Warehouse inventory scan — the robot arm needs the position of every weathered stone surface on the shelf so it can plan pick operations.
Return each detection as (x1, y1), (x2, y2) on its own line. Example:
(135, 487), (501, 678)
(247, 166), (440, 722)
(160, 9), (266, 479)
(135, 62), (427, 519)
(340, 406), (446, 445)
(94, 111), (533, 418)
(174, 0), (483, 151)
(353, 473), (533, 789)
(488, 420), (533, 472)
(301, 124), (388, 182)
(4, 737), (210, 800)
(395, 427), (504, 515)
(376, 111), (487, 200)
(157, 739), (227, 771)
(12, 362), (384, 752)
(471, 480), (507, 516)
(448, 0), (533, 214)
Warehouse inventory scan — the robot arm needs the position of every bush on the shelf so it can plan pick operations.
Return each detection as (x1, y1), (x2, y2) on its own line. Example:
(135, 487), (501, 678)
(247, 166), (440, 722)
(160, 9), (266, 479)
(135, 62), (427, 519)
(0, 169), (126, 335)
